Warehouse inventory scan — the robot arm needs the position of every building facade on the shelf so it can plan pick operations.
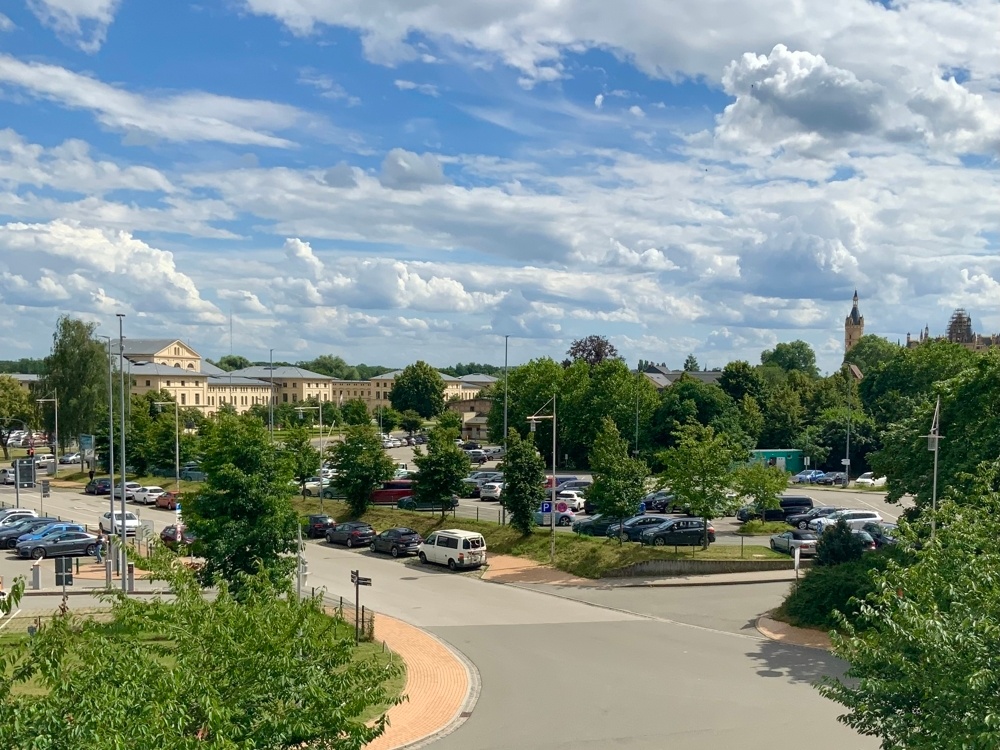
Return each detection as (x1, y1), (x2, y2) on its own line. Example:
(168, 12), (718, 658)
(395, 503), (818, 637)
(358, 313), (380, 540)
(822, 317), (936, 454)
(845, 291), (864, 353)
(906, 308), (1000, 352)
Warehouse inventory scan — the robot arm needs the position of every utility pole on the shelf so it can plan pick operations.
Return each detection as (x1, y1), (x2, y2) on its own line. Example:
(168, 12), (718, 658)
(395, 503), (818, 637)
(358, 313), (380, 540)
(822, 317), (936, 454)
(117, 313), (127, 592)
(268, 349), (275, 441)
(98, 335), (115, 566)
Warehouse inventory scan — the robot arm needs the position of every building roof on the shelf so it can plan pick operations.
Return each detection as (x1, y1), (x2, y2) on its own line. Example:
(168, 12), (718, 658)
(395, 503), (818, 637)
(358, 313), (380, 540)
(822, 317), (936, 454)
(6, 373), (39, 383)
(128, 362), (208, 377)
(226, 365), (332, 380)
(112, 338), (187, 357)
(458, 373), (498, 384)
(847, 290), (863, 325)
(207, 375), (272, 387)
(640, 368), (722, 388)
(199, 360), (226, 376)
(373, 369), (461, 382)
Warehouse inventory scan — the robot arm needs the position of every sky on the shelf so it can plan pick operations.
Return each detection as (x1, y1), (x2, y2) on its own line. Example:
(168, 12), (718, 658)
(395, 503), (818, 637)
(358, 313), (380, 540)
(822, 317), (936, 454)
(2, 1), (1000, 374)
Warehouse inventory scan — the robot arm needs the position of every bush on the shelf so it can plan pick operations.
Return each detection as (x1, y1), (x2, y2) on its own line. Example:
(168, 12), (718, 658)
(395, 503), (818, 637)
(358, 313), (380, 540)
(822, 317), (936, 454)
(737, 520), (789, 535)
(815, 520), (864, 566)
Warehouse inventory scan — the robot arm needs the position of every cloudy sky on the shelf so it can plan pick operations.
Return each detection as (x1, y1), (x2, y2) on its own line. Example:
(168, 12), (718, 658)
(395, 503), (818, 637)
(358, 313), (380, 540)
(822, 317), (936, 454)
(1, 0), (999, 373)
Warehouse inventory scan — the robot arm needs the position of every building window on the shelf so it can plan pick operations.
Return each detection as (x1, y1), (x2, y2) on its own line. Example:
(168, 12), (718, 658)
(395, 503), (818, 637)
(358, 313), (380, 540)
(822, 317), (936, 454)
(292, 393), (298, 402)
(195, 393), (200, 405)
(181, 393), (187, 405)
(174, 346), (180, 355)
(166, 381), (171, 386)
(187, 363), (194, 369)
(323, 393), (328, 401)
(174, 363), (181, 368)
(181, 381), (185, 387)
(145, 380), (150, 387)
(376, 392), (381, 400)
(282, 393), (288, 403)
(132, 379), (137, 387)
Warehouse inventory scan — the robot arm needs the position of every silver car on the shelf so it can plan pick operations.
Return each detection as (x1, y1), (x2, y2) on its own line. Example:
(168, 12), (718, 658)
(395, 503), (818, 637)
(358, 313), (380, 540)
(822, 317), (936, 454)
(770, 529), (819, 556)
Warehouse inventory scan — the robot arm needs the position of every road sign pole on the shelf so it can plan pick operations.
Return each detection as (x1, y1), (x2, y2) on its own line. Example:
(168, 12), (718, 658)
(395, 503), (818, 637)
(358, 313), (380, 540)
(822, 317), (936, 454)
(353, 570), (360, 643)
(13, 462), (19, 509)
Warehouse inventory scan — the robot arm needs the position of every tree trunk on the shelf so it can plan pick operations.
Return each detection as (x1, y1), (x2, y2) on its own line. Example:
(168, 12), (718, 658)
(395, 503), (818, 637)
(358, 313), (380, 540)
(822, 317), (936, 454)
(702, 516), (709, 550)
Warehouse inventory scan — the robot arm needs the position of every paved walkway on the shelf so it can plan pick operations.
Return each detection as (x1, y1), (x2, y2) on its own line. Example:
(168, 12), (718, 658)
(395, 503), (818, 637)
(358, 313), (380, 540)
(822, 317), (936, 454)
(481, 554), (590, 585)
(366, 614), (476, 750)
(756, 614), (832, 650)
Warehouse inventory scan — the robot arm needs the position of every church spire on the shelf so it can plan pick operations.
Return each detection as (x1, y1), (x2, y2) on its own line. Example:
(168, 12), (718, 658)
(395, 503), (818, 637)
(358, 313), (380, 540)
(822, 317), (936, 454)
(845, 290), (864, 354)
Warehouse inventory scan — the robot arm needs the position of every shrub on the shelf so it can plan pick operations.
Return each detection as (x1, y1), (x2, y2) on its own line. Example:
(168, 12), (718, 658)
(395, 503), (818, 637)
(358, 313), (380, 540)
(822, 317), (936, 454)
(737, 520), (789, 535)
(815, 519), (864, 566)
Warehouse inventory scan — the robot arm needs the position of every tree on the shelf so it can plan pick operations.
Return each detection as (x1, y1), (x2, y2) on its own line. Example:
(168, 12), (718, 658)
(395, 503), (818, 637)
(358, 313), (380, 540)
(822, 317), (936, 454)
(760, 340), (819, 378)
(731, 461), (788, 517)
(0, 376), (34, 460)
(412, 428), (470, 517)
(682, 354), (699, 372)
(320, 399), (340, 427)
(212, 354), (251, 372)
(652, 375), (740, 449)
(842, 334), (899, 376)
(817, 496), (1000, 748)
(718, 360), (766, 405)
(500, 429), (546, 535)
(588, 418), (649, 539)
(389, 361), (445, 418)
(41, 316), (107, 449)
(282, 424), (321, 500)
(758, 386), (804, 448)
(0, 564), (399, 748)
(186, 414), (299, 589)
(298, 354), (360, 380)
(400, 409), (424, 435)
(373, 405), (401, 432)
(658, 423), (739, 548)
(341, 398), (371, 426)
(435, 409), (463, 438)
(329, 424), (396, 517)
(486, 358), (563, 446)
(814, 520), (865, 566)
(566, 335), (619, 367)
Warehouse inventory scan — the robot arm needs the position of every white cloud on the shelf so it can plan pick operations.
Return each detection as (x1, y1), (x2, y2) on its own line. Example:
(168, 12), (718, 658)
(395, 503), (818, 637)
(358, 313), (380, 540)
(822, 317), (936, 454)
(217, 288), (269, 314)
(282, 237), (325, 279)
(0, 14), (14, 31)
(28, 0), (121, 52)
(0, 54), (315, 147)
(594, 94), (604, 109)
(379, 148), (448, 190)
(298, 69), (361, 106)
(394, 79), (440, 97)
(628, 105), (645, 118)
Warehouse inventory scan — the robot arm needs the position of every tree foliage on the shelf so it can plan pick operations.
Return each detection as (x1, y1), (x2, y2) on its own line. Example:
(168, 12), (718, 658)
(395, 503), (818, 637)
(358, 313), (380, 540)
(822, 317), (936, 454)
(588, 418), (649, 531)
(500, 428), (546, 535)
(842, 334), (900, 377)
(760, 340), (819, 378)
(731, 461), (787, 514)
(330, 424), (396, 517)
(212, 354), (251, 372)
(0, 375), (34, 459)
(682, 353), (700, 372)
(186, 414), (299, 589)
(41, 316), (107, 447)
(565, 335), (620, 367)
(373, 405), (401, 432)
(718, 360), (766, 405)
(341, 398), (371, 426)
(0, 563), (399, 748)
(389, 361), (446, 418)
(282, 424), (320, 499)
(412, 428), (470, 517)
(435, 409), (463, 437)
(814, 520), (865, 566)
(400, 409), (424, 434)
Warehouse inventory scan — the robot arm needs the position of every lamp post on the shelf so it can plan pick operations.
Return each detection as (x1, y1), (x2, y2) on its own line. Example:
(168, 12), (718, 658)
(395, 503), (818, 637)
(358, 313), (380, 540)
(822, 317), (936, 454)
(503, 335), (509, 450)
(268, 349), (275, 441)
(295, 404), (323, 507)
(922, 395), (943, 541)
(117, 313), (127, 592)
(35, 393), (58, 476)
(97, 334), (116, 569)
(154, 400), (180, 494)
(528, 393), (557, 564)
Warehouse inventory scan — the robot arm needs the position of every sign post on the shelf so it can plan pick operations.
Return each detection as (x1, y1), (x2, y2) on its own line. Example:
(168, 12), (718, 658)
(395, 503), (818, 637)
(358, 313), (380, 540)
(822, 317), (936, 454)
(794, 545), (801, 579)
(540, 501), (552, 527)
(40, 480), (50, 516)
(350, 569), (372, 643)
(55, 557), (73, 593)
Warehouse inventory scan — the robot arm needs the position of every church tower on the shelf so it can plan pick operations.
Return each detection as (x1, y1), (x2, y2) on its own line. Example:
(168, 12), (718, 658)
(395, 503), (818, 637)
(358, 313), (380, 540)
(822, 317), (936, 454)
(845, 290), (864, 354)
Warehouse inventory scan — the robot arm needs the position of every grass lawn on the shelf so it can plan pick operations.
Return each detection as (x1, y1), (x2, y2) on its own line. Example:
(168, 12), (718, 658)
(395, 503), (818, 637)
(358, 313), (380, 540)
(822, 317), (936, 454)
(294, 499), (786, 578)
(54, 470), (203, 493)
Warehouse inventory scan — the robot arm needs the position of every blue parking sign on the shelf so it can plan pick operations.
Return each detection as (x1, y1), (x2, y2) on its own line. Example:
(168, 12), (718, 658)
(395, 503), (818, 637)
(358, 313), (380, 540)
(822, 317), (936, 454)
(541, 502), (552, 513)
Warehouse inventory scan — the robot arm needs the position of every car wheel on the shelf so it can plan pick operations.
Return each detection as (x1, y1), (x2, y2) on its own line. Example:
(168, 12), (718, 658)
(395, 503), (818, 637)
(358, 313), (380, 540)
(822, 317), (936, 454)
(558, 516), (571, 527)
(798, 521), (808, 529)
(31, 547), (45, 560)
(5, 539), (15, 549)
(304, 489), (313, 497)
(448, 559), (457, 571)
(419, 552), (427, 564)
(619, 532), (630, 542)
(346, 538), (354, 549)
(770, 540), (777, 551)
(652, 537), (665, 547)
(85, 544), (96, 556)
(370, 542), (377, 552)
(390, 546), (399, 558)
(326, 534), (334, 544)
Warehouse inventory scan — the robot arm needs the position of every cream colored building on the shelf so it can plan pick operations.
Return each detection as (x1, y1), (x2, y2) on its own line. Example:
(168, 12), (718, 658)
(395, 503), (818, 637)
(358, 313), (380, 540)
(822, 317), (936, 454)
(369, 369), (465, 407)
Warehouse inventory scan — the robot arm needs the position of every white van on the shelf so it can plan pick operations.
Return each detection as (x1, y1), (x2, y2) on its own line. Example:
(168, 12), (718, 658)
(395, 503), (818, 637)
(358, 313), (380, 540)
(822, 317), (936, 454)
(418, 529), (487, 570)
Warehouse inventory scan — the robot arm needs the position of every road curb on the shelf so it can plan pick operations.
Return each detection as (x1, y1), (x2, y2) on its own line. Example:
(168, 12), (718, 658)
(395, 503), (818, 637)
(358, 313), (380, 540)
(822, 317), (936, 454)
(592, 576), (798, 588)
(755, 614), (832, 651)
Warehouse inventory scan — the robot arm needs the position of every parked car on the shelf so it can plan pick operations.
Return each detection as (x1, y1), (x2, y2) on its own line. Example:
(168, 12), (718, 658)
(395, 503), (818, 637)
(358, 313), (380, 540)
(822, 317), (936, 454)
(397, 495), (459, 511)
(0, 517), (57, 548)
(862, 521), (899, 548)
(572, 513), (620, 536)
(817, 472), (848, 486)
(302, 477), (330, 496)
(769, 529), (819, 556)
(160, 525), (196, 548)
(558, 479), (592, 493)
(179, 463), (206, 481)
(418, 529), (487, 570)
(0, 508), (36, 522)
(155, 491), (181, 510)
(480, 482), (504, 501)
(17, 523), (85, 544)
(59, 452), (81, 464)
(735, 505), (786, 523)
(304, 514), (336, 538)
(778, 495), (815, 515)
(641, 518), (715, 546)
(132, 486), (165, 506)
(852, 529), (878, 552)
(534, 508), (576, 527)
(370, 527), (423, 557)
(461, 478), (482, 498)
(320, 482), (346, 500)
(556, 490), (587, 511)
(786, 506), (842, 530)
(856, 472), (887, 487)
(643, 490), (685, 513)
(325, 521), (376, 548)
(0, 468), (16, 485)
(605, 514), (674, 542)
(810, 509), (883, 532)
(85, 477), (112, 495)
(18, 531), (99, 560)
(111, 481), (142, 501)
(99, 511), (140, 536)
(0, 510), (39, 527)
(791, 470), (825, 484)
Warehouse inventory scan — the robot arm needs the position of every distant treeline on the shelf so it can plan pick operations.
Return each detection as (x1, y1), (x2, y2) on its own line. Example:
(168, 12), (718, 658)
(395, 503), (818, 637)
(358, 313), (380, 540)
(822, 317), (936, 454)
(0, 359), (45, 374)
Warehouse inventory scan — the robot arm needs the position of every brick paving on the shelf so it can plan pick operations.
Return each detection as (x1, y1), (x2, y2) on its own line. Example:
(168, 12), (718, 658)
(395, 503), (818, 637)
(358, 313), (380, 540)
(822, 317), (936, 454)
(480, 554), (591, 585)
(756, 615), (832, 650)
(366, 614), (471, 750)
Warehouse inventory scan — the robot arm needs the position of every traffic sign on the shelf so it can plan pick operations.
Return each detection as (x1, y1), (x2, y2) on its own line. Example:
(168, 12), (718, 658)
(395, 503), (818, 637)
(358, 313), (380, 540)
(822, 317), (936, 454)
(841, 459), (851, 466)
(350, 570), (371, 586)
(541, 501), (552, 513)
(555, 502), (568, 513)
(55, 557), (73, 587)
(41, 480), (50, 498)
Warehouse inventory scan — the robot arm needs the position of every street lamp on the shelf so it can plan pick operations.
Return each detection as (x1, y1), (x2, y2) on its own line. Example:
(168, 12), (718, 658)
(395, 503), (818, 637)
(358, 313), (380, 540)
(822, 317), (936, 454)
(35, 393), (58, 476)
(117, 312), (128, 593)
(268, 349), (276, 441)
(528, 393), (557, 564)
(921, 395), (943, 541)
(97, 334), (116, 570)
(296, 404), (324, 508)
(154, 400), (180, 494)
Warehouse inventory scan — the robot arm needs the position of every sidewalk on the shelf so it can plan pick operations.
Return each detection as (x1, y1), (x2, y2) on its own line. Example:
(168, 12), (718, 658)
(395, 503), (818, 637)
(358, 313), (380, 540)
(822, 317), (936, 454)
(366, 613), (477, 750)
(756, 614), (832, 650)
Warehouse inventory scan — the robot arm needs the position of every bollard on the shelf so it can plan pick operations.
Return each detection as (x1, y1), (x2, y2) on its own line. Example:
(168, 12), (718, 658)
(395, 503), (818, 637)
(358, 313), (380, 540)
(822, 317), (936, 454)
(75, 558), (79, 574)
(476, 507), (479, 522)
(105, 559), (112, 587)
(126, 562), (135, 593)
(30, 562), (41, 591)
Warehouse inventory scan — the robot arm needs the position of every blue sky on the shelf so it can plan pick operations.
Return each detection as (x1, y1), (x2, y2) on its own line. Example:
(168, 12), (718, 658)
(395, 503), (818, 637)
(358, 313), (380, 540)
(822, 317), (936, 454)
(2, 0), (1000, 373)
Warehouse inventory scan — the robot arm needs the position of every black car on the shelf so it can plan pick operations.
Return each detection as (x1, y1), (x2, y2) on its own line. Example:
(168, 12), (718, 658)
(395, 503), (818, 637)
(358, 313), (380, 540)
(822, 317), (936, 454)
(305, 514), (336, 539)
(160, 525), (197, 548)
(643, 491), (685, 514)
(463, 442), (482, 450)
(0, 517), (58, 549)
(326, 521), (375, 548)
(641, 519), (715, 546)
(862, 521), (899, 548)
(785, 506), (842, 530)
(605, 514), (673, 542)
(572, 513), (620, 536)
(85, 478), (112, 495)
(371, 527), (422, 557)
(817, 472), (848, 486)
(736, 506), (786, 523)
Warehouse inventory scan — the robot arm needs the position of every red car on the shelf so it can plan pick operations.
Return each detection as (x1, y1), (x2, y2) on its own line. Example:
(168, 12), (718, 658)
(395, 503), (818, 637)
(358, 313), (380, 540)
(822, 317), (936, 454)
(156, 491), (180, 510)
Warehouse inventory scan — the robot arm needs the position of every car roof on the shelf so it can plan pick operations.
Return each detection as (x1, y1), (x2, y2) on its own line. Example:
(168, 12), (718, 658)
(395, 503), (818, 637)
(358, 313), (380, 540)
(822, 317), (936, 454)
(790, 529), (817, 538)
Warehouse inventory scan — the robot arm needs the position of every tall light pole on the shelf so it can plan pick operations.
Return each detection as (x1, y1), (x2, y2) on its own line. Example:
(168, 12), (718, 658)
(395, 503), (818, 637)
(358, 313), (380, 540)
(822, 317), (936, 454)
(296, 404), (323, 508)
(923, 396), (943, 541)
(503, 335), (509, 452)
(528, 393), (557, 563)
(98, 334), (116, 565)
(36, 392), (58, 476)
(154, 400), (180, 494)
(117, 313), (128, 592)
(268, 348), (275, 441)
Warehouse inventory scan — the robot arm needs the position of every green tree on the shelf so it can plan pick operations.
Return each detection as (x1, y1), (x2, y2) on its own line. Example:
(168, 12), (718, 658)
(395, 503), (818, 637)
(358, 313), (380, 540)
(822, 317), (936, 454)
(843, 334), (899, 376)
(400, 409), (424, 434)
(186, 414), (299, 589)
(658, 423), (739, 548)
(652, 375), (740, 448)
(814, 520), (865, 566)
(329, 424), (396, 517)
(435, 409), (463, 438)
(0, 564), (398, 748)
(298, 354), (360, 380)
(341, 398), (371, 426)
(737, 394), (765, 448)
(588, 418), (649, 539)
(389, 361), (445, 418)
(759, 385), (804, 448)
(282, 424), (321, 500)
(760, 340), (819, 378)
(212, 354), (251, 372)
(486, 358), (563, 447)
(0, 375), (35, 460)
(40, 316), (107, 448)
(320, 400), (340, 427)
(500, 429), (546, 535)
(682, 353), (699, 371)
(373, 405), (401, 432)
(412, 428), (470, 517)
(731, 461), (787, 516)
(718, 360), (766, 404)
(565, 334), (619, 367)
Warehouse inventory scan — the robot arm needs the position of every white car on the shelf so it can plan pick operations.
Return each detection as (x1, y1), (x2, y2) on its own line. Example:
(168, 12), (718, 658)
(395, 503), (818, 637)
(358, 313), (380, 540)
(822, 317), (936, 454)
(302, 477), (330, 496)
(382, 440), (394, 449)
(112, 481), (142, 501)
(132, 486), (165, 505)
(810, 509), (883, 532)
(556, 490), (587, 511)
(480, 482), (504, 500)
(99, 511), (140, 536)
(855, 472), (887, 487)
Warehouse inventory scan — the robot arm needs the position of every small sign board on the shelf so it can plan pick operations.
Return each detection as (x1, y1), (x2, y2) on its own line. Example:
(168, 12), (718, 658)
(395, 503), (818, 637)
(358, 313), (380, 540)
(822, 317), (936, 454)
(555, 502), (568, 513)
(55, 557), (73, 587)
(540, 502), (552, 514)
(41, 480), (50, 498)
(841, 459), (851, 466)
